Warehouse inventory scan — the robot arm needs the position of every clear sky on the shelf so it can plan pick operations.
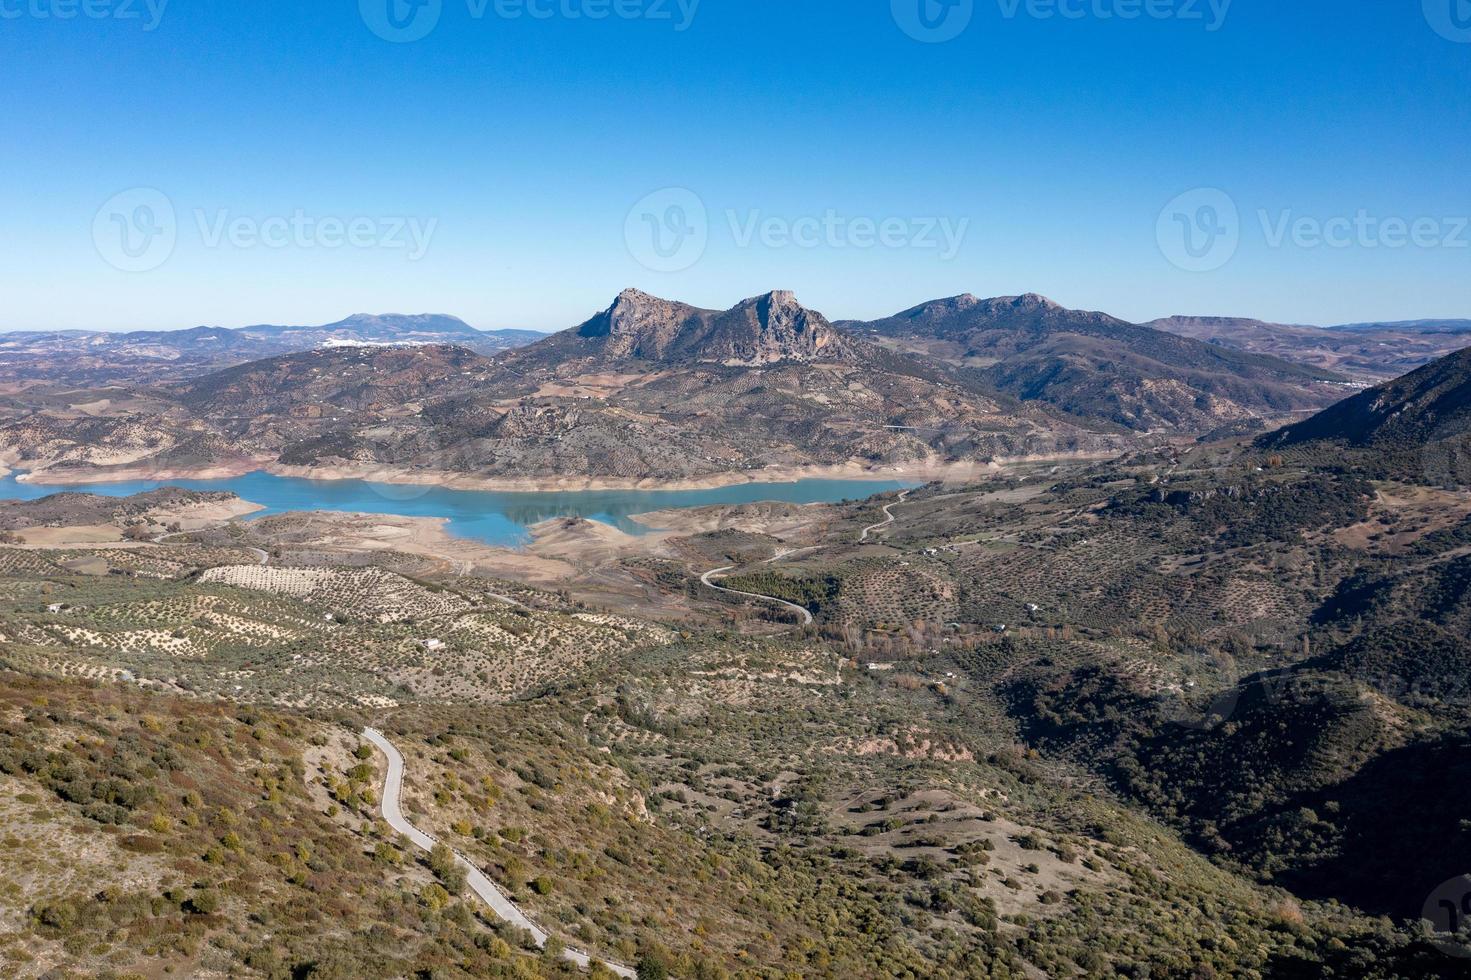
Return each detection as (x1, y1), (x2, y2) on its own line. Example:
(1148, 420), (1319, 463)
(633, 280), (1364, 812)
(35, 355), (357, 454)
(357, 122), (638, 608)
(2, 0), (1468, 332)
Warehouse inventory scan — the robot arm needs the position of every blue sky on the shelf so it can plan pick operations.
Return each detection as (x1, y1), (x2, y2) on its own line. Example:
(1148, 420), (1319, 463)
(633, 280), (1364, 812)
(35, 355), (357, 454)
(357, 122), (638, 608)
(1, 0), (1468, 331)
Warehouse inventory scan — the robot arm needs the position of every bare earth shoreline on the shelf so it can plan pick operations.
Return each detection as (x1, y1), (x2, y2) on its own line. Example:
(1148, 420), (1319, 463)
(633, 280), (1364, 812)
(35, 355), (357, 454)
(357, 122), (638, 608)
(6, 453), (1116, 492)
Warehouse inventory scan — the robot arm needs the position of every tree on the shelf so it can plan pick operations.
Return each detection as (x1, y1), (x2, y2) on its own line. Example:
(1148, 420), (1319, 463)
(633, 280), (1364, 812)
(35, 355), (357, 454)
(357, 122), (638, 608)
(428, 843), (465, 894)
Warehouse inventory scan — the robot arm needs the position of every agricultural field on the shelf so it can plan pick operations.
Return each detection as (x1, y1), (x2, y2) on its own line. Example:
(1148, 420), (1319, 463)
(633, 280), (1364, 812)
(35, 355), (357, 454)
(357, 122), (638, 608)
(0, 547), (678, 711)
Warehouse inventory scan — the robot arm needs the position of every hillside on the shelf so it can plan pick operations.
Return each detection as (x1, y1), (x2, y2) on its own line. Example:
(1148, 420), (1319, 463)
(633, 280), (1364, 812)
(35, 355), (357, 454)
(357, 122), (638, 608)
(1, 473), (1464, 977)
(1261, 346), (1471, 486)
(168, 343), (498, 417)
(849, 294), (1350, 433)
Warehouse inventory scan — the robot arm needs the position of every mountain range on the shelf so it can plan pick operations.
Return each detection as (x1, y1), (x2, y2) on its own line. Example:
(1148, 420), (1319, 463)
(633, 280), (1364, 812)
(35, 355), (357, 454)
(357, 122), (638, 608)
(0, 289), (1457, 487)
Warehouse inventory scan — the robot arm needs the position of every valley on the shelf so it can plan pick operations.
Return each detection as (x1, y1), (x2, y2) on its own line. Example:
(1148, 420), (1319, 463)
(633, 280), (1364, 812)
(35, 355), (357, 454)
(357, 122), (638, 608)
(12, 5), (1464, 976)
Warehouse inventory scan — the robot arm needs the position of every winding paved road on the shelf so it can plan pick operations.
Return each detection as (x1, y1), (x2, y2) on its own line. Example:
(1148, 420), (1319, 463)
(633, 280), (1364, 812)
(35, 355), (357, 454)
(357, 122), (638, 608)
(361, 728), (635, 978)
(859, 490), (910, 542)
(153, 529), (269, 566)
(699, 566), (814, 627)
(695, 489), (913, 627)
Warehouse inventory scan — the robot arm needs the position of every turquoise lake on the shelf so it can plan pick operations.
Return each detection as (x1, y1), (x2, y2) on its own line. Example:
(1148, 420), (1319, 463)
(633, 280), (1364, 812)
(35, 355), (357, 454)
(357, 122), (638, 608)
(0, 471), (917, 547)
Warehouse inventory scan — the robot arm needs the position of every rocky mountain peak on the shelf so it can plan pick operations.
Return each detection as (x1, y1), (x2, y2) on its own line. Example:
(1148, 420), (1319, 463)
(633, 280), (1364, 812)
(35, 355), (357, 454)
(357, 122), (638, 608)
(722, 291), (846, 364)
(579, 289), (700, 358)
(571, 289), (848, 365)
(994, 293), (1062, 312)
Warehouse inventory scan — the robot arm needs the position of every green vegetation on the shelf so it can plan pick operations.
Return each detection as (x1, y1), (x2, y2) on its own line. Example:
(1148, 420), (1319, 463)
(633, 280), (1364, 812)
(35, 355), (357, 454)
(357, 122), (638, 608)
(4, 430), (1471, 976)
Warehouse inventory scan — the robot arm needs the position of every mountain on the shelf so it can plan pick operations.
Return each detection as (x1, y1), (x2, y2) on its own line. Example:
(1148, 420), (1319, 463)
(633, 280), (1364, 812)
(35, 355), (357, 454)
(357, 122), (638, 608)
(239, 313), (483, 341)
(503, 288), (851, 370)
(0, 291), (1128, 485)
(393, 289), (1128, 482)
(1149, 315), (1471, 381)
(236, 313), (545, 352)
(0, 315), (544, 387)
(851, 294), (1349, 434)
(1260, 346), (1471, 486)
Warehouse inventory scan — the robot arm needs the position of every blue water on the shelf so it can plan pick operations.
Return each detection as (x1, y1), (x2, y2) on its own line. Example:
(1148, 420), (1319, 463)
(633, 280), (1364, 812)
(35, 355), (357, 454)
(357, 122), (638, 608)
(0, 471), (916, 547)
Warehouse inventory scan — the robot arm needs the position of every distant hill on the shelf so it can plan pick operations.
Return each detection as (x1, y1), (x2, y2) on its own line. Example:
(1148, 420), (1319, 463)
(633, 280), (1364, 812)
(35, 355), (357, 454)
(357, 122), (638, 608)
(1260, 346), (1471, 486)
(1149, 314), (1471, 381)
(235, 313), (545, 352)
(1330, 318), (1471, 334)
(849, 294), (1348, 433)
(18, 289), (1465, 486)
(239, 313), (483, 340)
(0, 315), (544, 386)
